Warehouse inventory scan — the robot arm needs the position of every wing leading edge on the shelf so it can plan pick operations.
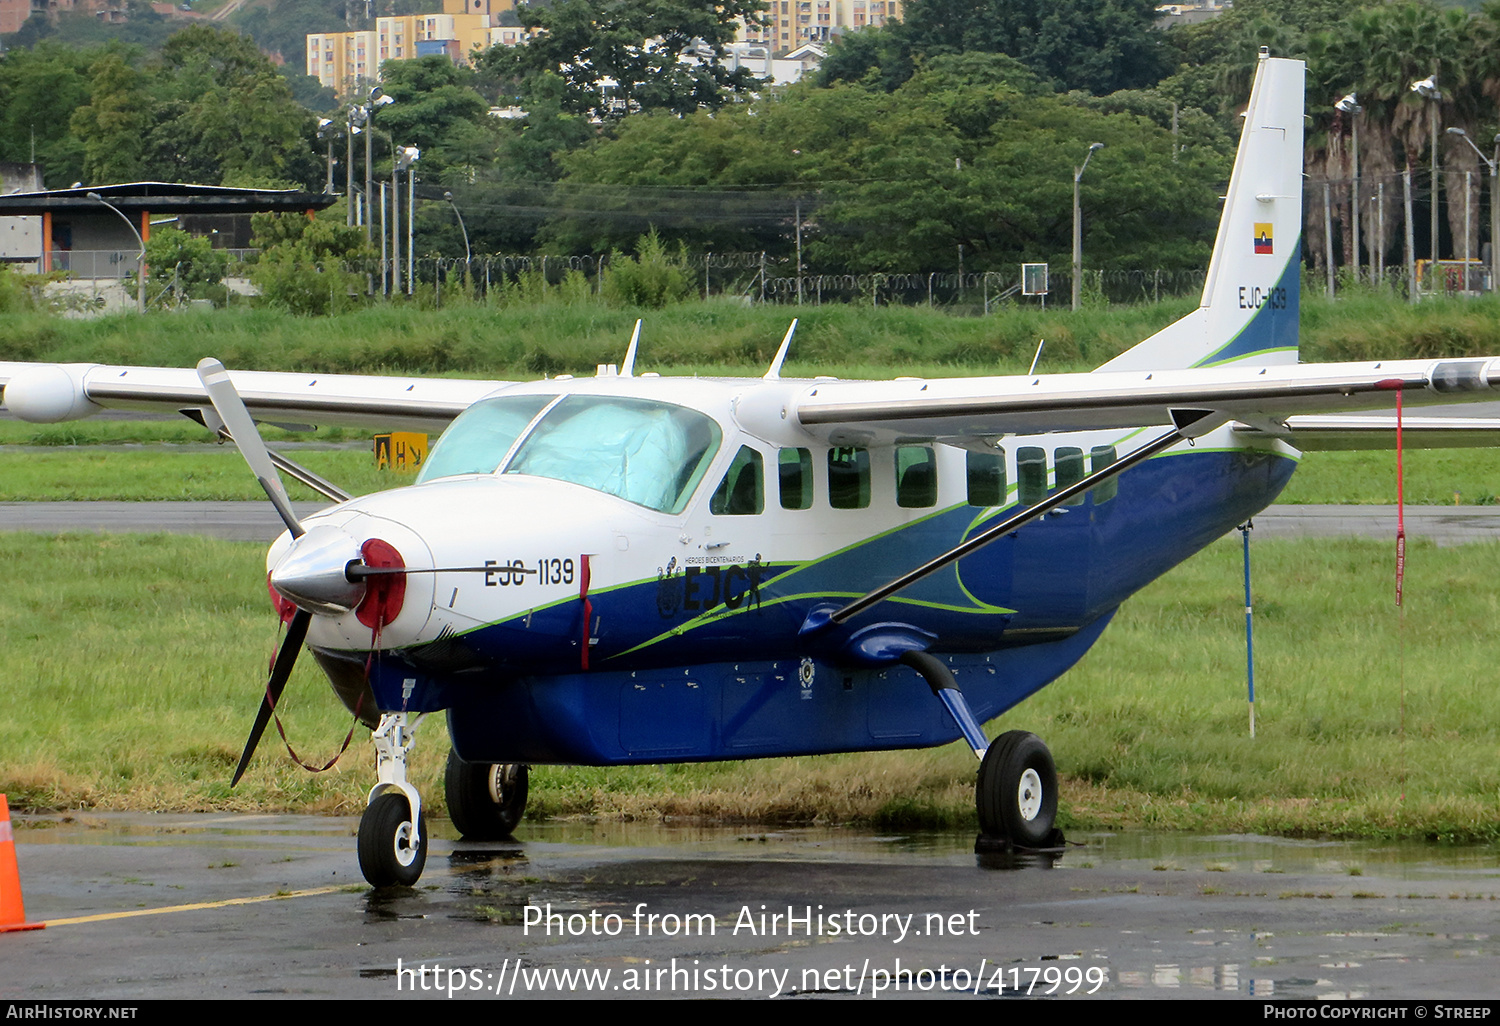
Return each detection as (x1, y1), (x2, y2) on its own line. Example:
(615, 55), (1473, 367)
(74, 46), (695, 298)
(785, 358), (1500, 448)
(0, 362), (510, 433)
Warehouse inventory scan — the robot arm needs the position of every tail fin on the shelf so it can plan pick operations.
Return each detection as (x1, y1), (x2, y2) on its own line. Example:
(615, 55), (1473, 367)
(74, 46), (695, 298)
(1098, 51), (1305, 373)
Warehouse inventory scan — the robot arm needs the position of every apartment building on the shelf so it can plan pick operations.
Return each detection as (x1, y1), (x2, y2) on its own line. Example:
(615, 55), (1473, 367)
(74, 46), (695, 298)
(307, 0), (523, 95)
(740, 0), (903, 55)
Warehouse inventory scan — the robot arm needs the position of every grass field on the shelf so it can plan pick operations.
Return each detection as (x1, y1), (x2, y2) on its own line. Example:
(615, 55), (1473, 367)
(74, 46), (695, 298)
(2, 531), (1496, 842)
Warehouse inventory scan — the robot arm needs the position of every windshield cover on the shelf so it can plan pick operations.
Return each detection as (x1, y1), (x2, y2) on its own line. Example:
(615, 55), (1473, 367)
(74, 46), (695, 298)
(416, 394), (552, 484)
(505, 395), (722, 513)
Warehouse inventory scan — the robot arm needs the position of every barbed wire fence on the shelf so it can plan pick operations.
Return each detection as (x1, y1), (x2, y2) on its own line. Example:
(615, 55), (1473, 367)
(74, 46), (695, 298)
(219, 251), (1213, 311)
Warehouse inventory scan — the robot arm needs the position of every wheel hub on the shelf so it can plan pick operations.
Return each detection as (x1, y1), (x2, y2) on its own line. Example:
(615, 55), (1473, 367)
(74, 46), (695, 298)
(393, 820), (418, 867)
(1017, 768), (1043, 822)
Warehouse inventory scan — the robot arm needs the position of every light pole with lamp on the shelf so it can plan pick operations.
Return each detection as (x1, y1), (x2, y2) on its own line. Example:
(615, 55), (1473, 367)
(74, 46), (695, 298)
(1337, 93), (1361, 284)
(391, 145), (419, 295)
(346, 104), (367, 227)
(86, 191), (145, 314)
(444, 190), (471, 285)
(1411, 73), (1441, 288)
(364, 89), (394, 244)
(1445, 126), (1498, 294)
(317, 118), (337, 195)
(1072, 141), (1103, 312)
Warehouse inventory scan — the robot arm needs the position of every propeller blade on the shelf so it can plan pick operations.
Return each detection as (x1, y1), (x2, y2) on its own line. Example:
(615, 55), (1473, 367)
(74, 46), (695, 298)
(195, 358), (304, 538)
(231, 608), (311, 787)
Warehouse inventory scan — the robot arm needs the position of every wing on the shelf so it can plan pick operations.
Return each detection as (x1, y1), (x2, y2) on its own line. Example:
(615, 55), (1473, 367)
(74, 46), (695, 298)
(1239, 414), (1500, 451)
(777, 358), (1500, 447)
(0, 362), (512, 434)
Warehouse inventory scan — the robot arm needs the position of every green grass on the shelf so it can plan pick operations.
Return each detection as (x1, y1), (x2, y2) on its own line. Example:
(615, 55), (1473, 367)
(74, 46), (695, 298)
(1280, 449), (1500, 505)
(0, 448), (408, 501)
(2, 532), (1498, 841)
(5, 289), (1499, 380)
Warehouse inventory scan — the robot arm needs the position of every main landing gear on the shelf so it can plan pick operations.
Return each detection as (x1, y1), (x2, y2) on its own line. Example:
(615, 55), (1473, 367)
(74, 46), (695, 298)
(899, 651), (1064, 853)
(445, 752), (529, 841)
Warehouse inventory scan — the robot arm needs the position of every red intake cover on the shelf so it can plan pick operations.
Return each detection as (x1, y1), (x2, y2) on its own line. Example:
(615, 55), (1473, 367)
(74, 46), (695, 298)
(356, 538), (406, 631)
(267, 573), (298, 625)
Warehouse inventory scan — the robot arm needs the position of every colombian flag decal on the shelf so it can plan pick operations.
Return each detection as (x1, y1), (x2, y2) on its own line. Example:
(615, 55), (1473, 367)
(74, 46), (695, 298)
(1253, 223), (1273, 254)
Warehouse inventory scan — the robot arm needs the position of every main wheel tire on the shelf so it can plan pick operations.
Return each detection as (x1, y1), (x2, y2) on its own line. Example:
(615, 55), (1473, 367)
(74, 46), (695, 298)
(976, 730), (1058, 848)
(358, 791), (427, 887)
(445, 751), (528, 841)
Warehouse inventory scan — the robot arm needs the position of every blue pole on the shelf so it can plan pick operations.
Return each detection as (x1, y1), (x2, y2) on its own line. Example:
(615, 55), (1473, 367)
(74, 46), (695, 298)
(1241, 520), (1255, 738)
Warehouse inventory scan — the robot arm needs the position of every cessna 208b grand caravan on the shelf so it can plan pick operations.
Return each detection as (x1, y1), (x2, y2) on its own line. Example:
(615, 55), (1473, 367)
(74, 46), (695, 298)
(5, 53), (1500, 887)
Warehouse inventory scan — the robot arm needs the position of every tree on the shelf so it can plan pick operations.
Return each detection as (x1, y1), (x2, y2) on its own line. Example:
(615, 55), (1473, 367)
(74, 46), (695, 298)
(0, 42), (94, 187)
(143, 225), (228, 304)
(818, 0), (1168, 95)
(69, 53), (152, 184)
(478, 0), (766, 120)
(249, 211), (371, 315)
(377, 57), (496, 181)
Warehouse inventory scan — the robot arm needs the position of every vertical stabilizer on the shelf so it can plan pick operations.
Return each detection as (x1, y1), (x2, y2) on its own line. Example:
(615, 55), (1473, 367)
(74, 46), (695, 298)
(1098, 52), (1305, 373)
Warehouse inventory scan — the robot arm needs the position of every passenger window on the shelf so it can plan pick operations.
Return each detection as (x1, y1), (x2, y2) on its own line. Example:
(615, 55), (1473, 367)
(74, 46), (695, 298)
(778, 448), (813, 509)
(895, 446), (936, 508)
(966, 449), (1006, 507)
(709, 446), (764, 515)
(1055, 446), (1085, 506)
(1090, 445), (1118, 503)
(827, 447), (870, 509)
(1016, 446), (1047, 506)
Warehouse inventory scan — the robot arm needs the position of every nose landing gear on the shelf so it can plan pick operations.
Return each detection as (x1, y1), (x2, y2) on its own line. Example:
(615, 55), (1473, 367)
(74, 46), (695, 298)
(358, 712), (428, 888)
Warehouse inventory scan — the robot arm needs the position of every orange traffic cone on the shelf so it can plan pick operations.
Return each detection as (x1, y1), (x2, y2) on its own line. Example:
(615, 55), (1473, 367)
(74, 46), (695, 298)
(0, 794), (44, 932)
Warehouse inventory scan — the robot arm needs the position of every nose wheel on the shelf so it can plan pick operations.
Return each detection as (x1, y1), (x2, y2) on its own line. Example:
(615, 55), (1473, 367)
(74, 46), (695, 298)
(358, 791), (427, 887)
(358, 712), (429, 887)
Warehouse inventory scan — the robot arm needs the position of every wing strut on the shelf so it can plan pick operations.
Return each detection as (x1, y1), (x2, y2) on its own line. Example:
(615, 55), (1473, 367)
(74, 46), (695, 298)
(812, 409), (1222, 630)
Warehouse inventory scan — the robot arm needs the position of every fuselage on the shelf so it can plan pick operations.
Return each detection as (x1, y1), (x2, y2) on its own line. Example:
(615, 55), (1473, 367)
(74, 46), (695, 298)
(270, 373), (1299, 767)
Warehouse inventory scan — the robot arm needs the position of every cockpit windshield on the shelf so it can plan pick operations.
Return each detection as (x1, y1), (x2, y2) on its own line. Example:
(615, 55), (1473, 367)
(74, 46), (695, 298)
(417, 393), (722, 514)
(416, 394), (552, 482)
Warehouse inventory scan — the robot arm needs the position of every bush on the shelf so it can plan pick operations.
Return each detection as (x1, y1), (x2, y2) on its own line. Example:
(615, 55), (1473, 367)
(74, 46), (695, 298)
(601, 229), (694, 309)
(144, 227), (228, 306)
(248, 213), (371, 315)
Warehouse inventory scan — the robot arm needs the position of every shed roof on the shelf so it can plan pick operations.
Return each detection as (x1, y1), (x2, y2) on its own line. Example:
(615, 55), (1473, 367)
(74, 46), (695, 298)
(0, 182), (339, 217)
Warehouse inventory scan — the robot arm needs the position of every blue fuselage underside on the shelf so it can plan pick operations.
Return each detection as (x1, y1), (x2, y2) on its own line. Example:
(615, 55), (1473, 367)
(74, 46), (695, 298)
(343, 446), (1295, 766)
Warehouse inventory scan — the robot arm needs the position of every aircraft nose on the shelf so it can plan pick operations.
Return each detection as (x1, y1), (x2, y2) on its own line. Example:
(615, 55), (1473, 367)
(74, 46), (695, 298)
(269, 524), (367, 615)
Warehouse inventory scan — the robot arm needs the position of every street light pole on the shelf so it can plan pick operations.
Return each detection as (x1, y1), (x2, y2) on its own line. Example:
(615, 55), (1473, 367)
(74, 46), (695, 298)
(1445, 126), (1497, 294)
(86, 191), (145, 314)
(444, 190), (471, 285)
(365, 89), (394, 245)
(1337, 93), (1361, 284)
(1072, 142), (1104, 312)
(1411, 74), (1441, 285)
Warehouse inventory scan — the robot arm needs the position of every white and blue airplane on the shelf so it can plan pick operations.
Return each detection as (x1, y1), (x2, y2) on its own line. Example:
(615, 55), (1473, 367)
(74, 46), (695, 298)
(5, 52), (1500, 887)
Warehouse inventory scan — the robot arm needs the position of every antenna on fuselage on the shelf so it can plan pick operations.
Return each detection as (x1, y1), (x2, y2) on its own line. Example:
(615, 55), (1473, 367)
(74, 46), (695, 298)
(620, 319), (642, 377)
(764, 319), (798, 380)
(1027, 338), (1046, 376)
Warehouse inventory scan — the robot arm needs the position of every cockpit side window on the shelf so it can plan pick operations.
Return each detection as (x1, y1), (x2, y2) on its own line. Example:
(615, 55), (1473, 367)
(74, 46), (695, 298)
(710, 445), (765, 515)
(828, 447), (870, 509)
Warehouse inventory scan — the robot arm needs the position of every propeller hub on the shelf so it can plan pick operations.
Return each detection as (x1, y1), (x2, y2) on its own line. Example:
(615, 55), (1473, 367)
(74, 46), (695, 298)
(269, 524), (367, 615)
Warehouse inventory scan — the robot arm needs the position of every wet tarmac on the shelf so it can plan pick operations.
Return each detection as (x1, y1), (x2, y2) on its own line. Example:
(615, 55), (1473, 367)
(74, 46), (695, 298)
(5, 814), (1499, 1000)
